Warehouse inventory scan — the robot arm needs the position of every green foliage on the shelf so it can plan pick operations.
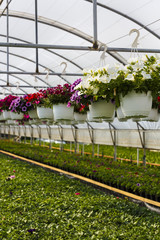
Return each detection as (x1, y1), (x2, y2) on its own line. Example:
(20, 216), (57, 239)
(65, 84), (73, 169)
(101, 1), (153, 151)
(0, 153), (160, 239)
(0, 140), (160, 199)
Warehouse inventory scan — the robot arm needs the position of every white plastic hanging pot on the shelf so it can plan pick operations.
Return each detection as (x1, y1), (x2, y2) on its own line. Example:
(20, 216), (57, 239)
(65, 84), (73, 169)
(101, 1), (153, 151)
(3, 110), (11, 120)
(37, 106), (54, 120)
(53, 103), (74, 123)
(74, 112), (87, 123)
(10, 111), (24, 120)
(87, 111), (102, 122)
(141, 108), (159, 122)
(120, 91), (152, 118)
(28, 109), (38, 119)
(116, 106), (128, 122)
(89, 100), (115, 120)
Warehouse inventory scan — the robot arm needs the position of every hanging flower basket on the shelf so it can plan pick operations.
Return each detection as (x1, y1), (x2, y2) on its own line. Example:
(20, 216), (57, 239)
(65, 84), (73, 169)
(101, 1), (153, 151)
(120, 91), (152, 118)
(89, 100), (115, 121)
(10, 112), (24, 120)
(28, 109), (39, 119)
(37, 106), (54, 120)
(53, 103), (74, 123)
(74, 112), (87, 123)
(87, 111), (102, 122)
(3, 110), (11, 120)
(141, 108), (159, 122)
(116, 106), (128, 122)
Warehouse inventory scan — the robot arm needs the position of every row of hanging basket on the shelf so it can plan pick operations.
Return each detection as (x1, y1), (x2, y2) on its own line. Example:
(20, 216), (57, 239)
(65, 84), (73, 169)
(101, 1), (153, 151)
(0, 55), (160, 124)
(0, 94), (159, 124)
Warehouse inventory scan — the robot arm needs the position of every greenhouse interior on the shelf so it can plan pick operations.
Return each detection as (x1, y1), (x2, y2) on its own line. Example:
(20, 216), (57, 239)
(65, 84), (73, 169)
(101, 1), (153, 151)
(1, 0), (160, 239)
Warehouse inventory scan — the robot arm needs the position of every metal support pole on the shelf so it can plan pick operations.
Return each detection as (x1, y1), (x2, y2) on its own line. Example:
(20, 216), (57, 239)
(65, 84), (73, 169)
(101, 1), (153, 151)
(70, 141), (72, 154)
(97, 144), (99, 158)
(35, 0), (39, 73)
(93, 0), (98, 48)
(57, 125), (63, 151)
(24, 125), (26, 144)
(6, 0), (9, 86)
(137, 122), (146, 166)
(38, 125), (41, 146)
(109, 123), (117, 161)
(8, 124), (10, 140)
(71, 124), (78, 154)
(18, 125), (21, 142)
(87, 122), (94, 157)
(82, 143), (84, 156)
(30, 125), (33, 145)
(46, 124), (52, 149)
(143, 131), (146, 166)
(137, 148), (139, 166)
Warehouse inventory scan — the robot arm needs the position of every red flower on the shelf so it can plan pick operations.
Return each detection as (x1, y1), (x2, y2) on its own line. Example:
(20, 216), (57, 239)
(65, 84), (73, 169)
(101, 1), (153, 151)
(75, 193), (80, 195)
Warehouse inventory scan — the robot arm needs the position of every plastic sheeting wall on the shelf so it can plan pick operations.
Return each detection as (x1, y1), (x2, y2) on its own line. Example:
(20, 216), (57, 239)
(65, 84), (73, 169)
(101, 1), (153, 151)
(1, 124), (160, 150)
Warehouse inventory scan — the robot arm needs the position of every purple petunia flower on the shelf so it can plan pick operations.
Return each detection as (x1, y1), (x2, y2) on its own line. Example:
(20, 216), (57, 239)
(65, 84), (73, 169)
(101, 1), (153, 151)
(136, 183), (141, 187)
(27, 229), (36, 233)
(22, 106), (27, 112)
(26, 102), (31, 107)
(15, 103), (20, 107)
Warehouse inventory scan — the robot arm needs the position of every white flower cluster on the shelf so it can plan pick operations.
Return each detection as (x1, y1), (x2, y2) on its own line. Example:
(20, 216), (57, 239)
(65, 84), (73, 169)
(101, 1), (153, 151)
(75, 54), (160, 95)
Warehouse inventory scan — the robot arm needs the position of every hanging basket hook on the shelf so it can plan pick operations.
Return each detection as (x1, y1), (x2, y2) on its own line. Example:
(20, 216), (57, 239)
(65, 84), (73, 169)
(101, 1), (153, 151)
(60, 62), (67, 75)
(129, 29), (140, 48)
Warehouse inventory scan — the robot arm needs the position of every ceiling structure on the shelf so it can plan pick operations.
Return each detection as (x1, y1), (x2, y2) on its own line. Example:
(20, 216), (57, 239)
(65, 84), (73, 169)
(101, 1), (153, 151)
(0, 0), (160, 98)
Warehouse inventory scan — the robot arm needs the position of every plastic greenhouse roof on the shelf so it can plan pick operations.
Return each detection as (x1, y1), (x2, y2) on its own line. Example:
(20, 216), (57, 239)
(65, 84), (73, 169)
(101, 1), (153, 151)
(0, 0), (160, 130)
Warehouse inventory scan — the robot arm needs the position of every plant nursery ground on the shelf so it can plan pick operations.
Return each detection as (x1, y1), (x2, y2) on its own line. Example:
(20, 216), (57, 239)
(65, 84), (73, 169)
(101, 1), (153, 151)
(0, 153), (160, 240)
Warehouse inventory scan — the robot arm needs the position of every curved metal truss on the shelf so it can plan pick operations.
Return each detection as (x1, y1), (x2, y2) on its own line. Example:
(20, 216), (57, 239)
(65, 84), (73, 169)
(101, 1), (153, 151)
(84, 0), (160, 41)
(0, 49), (70, 87)
(1, 10), (127, 65)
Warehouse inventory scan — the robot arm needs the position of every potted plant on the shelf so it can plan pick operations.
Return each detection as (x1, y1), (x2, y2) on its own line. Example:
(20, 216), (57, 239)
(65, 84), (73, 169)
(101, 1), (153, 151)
(0, 95), (18, 120)
(27, 90), (54, 120)
(67, 79), (90, 123)
(74, 66), (116, 121)
(111, 55), (160, 119)
(23, 93), (43, 119)
(46, 84), (74, 123)
(141, 95), (160, 122)
(9, 96), (35, 120)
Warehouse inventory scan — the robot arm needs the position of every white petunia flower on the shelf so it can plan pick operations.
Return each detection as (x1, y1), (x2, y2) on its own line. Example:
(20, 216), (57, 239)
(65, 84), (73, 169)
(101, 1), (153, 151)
(125, 73), (135, 81)
(141, 71), (151, 79)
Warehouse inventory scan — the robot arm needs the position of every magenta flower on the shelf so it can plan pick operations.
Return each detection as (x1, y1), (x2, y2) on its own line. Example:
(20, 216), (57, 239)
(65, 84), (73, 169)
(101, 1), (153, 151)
(10, 175), (15, 179)
(75, 193), (80, 195)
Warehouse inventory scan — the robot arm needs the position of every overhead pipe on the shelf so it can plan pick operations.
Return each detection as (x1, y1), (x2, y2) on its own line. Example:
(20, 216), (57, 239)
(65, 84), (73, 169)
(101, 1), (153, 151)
(0, 42), (159, 53)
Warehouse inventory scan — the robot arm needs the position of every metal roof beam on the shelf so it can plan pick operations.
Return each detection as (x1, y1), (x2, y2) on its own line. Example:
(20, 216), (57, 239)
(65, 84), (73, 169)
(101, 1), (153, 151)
(0, 49), (70, 84)
(0, 34), (83, 70)
(0, 61), (41, 91)
(0, 42), (159, 53)
(0, 78), (27, 94)
(0, 10), (127, 64)
(0, 71), (83, 76)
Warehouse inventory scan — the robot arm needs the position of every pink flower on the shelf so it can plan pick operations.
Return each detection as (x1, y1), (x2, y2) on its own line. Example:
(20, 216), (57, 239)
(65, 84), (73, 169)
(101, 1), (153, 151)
(10, 175), (15, 179)
(75, 193), (80, 195)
